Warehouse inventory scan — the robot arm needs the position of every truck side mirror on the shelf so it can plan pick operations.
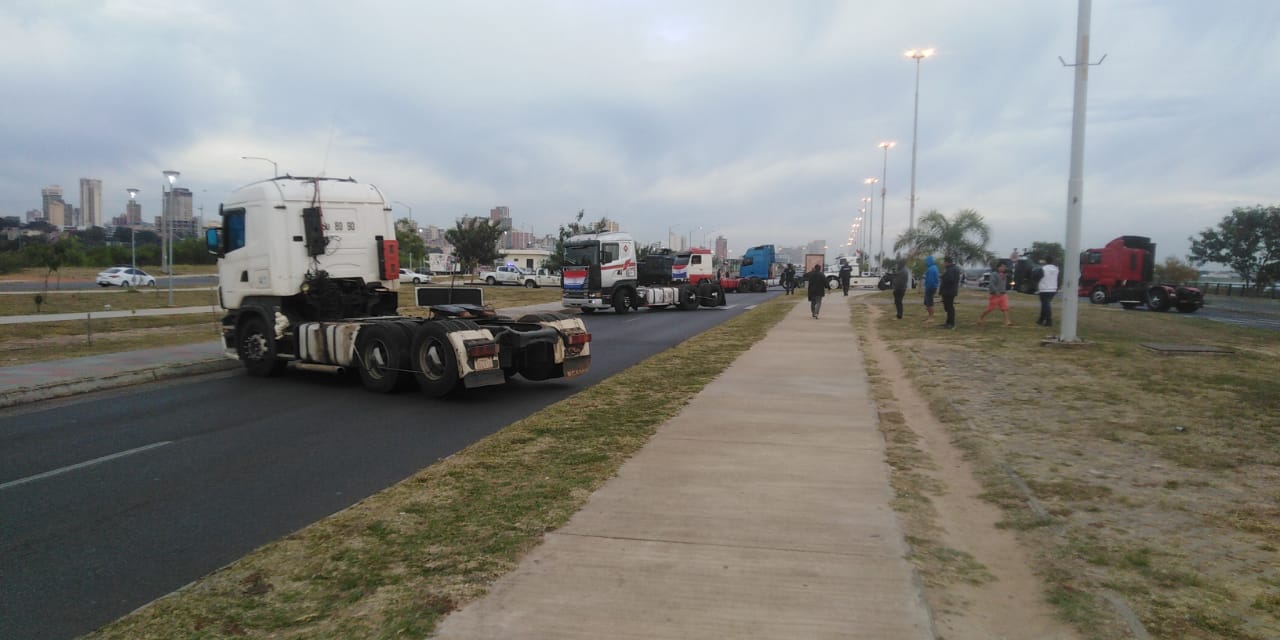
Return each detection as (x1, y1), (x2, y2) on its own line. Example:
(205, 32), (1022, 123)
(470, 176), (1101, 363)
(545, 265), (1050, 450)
(206, 228), (223, 257)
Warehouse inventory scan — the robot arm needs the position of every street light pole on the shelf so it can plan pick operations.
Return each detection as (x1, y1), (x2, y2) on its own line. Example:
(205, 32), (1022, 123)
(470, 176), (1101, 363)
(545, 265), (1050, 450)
(240, 156), (278, 178)
(163, 170), (180, 306)
(904, 48), (935, 233)
(863, 179), (878, 269)
(878, 141), (895, 271)
(126, 188), (139, 269)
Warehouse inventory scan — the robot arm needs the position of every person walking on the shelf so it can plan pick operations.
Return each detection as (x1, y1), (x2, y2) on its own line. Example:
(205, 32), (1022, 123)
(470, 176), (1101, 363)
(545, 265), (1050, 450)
(1036, 256), (1060, 327)
(806, 263), (826, 318)
(977, 261), (1014, 326)
(891, 261), (910, 319)
(922, 255), (939, 324)
(939, 255), (961, 329)
(781, 264), (796, 295)
(838, 259), (853, 296)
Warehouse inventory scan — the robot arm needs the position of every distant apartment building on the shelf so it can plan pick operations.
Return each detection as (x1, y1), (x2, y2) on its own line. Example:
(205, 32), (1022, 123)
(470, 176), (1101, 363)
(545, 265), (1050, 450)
(715, 236), (728, 261)
(25, 209), (42, 223)
(126, 201), (142, 226)
(156, 187), (195, 237)
(489, 206), (512, 231)
(41, 186), (65, 225)
(79, 178), (103, 228)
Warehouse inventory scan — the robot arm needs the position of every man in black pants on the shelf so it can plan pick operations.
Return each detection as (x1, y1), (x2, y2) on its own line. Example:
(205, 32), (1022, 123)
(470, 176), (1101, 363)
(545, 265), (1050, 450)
(939, 255), (962, 329)
(806, 263), (826, 318)
(891, 262), (910, 319)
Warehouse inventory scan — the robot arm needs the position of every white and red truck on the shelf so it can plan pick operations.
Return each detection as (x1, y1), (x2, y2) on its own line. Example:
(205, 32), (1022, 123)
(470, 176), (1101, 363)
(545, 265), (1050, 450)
(560, 232), (726, 313)
(204, 176), (591, 396)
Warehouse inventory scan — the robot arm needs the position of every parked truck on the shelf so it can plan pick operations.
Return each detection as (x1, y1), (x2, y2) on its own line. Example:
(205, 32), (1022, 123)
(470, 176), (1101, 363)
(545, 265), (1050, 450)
(204, 176), (591, 396)
(726, 244), (780, 293)
(561, 232), (726, 313)
(1077, 235), (1204, 312)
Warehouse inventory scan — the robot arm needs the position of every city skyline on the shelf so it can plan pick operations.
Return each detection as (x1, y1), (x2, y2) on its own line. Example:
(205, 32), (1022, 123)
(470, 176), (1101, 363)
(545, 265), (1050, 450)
(2, 2), (1277, 264)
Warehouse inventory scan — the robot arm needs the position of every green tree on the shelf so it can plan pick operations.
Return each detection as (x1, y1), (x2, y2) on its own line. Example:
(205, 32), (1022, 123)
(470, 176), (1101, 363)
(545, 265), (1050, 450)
(1026, 241), (1064, 265)
(1189, 205), (1280, 290)
(394, 217), (427, 272)
(893, 208), (994, 267)
(444, 218), (503, 274)
(1154, 256), (1198, 283)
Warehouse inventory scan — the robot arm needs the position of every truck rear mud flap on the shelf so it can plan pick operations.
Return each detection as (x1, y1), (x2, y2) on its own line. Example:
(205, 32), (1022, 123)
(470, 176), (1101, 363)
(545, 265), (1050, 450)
(462, 368), (506, 389)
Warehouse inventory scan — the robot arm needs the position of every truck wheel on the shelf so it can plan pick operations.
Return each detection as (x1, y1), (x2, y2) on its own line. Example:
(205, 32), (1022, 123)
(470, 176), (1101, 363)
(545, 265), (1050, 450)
(1147, 288), (1171, 312)
(410, 322), (460, 397)
(827, 277), (840, 290)
(678, 285), (699, 310)
(613, 289), (633, 314)
(355, 323), (408, 393)
(698, 282), (716, 307)
(486, 276), (497, 286)
(716, 287), (727, 306)
(237, 315), (285, 377)
(1089, 286), (1109, 304)
(524, 280), (537, 288)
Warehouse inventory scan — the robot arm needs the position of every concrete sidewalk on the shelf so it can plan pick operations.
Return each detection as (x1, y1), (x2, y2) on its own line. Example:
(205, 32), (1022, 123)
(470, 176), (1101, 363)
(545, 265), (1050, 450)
(434, 294), (935, 639)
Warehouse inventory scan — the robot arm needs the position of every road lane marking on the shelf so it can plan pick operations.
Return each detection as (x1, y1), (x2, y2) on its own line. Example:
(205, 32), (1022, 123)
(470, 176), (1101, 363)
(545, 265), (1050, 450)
(0, 441), (172, 491)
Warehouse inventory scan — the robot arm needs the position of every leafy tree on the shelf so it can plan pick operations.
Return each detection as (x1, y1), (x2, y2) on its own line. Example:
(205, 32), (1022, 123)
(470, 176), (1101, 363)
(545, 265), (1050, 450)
(1188, 205), (1280, 290)
(443, 218), (503, 274)
(893, 208), (994, 267)
(1154, 256), (1198, 283)
(394, 217), (427, 272)
(1026, 241), (1064, 265)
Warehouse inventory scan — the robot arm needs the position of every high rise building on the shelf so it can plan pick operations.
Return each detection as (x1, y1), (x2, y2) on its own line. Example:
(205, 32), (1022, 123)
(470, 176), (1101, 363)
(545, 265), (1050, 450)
(126, 201), (142, 226)
(79, 178), (103, 228)
(715, 236), (728, 260)
(47, 201), (66, 227)
(489, 206), (512, 231)
(41, 186), (64, 222)
(159, 187), (195, 237)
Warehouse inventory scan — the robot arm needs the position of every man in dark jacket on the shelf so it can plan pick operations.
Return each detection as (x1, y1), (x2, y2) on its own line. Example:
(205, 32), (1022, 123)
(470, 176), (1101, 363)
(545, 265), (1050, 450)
(891, 262), (910, 319)
(838, 259), (853, 296)
(806, 263), (826, 318)
(781, 264), (796, 295)
(939, 255), (962, 329)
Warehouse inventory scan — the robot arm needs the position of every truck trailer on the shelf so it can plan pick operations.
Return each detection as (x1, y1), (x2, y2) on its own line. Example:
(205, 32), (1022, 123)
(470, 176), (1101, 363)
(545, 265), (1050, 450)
(561, 232), (726, 313)
(204, 177), (591, 396)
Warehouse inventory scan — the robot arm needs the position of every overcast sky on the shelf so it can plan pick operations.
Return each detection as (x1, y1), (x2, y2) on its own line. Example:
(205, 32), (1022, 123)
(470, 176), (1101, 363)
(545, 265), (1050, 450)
(3, 0), (1277, 264)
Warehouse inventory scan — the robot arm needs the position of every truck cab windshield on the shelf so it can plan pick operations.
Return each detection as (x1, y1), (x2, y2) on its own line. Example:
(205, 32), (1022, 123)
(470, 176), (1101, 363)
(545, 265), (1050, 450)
(563, 243), (599, 267)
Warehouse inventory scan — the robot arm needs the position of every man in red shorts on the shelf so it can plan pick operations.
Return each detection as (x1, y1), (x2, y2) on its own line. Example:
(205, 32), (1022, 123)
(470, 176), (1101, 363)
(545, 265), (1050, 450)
(977, 261), (1014, 326)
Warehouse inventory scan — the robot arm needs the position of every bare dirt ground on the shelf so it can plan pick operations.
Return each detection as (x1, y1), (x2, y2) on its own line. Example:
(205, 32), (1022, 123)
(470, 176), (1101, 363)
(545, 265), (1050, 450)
(861, 303), (1080, 640)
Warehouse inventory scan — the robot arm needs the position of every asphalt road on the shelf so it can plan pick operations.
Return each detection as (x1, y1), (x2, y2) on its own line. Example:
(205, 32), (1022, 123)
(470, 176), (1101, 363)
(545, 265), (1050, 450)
(0, 292), (778, 640)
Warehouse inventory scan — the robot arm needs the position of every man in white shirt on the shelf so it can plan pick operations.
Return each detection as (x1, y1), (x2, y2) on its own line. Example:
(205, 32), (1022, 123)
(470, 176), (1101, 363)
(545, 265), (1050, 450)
(1036, 256), (1061, 327)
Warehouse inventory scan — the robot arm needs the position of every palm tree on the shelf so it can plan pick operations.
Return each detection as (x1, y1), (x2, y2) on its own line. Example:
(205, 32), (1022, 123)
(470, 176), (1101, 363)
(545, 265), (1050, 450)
(894, 208), (994, 266)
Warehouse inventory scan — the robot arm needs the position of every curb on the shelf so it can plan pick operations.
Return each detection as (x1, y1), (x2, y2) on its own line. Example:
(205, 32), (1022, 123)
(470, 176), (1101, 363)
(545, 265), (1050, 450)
(0, 358), (239, 409)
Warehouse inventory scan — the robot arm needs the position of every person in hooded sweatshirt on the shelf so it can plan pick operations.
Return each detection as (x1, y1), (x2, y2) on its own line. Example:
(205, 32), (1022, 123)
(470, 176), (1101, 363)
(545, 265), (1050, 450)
(922, 255), (940, 324)
(892, 261), (911, 319)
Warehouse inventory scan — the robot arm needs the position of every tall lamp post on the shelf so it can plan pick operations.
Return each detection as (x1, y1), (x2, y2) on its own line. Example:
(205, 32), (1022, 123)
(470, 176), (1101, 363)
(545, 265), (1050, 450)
(163, 170), (180, 306)
(126, 188), (139, 269)
(904, 48), (935, 233)
(240, 156), (278, 177)
(878, 141), (897, 270)
(863, 179), (878, 269)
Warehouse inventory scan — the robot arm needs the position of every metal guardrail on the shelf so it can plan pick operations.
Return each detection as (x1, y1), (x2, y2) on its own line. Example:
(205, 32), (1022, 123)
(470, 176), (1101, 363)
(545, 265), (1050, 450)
(1187, 282), (1279, 300)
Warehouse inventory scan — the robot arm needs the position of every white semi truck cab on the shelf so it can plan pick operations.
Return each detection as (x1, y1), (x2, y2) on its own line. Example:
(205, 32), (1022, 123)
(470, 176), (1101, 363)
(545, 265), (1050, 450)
(561, 231), (725, 313)
(206, 176), (591, 396)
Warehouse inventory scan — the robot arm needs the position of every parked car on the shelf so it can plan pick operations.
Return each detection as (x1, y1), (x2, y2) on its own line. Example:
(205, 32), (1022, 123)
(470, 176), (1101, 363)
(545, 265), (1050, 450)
(398, 268), (432, 284)
(96, 266), (156, 287)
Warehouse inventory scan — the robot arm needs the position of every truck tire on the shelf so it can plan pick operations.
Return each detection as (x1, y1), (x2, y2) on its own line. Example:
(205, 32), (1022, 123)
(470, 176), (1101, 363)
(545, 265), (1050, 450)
(716, 287), (727, 306)
(237, 315), (285, 378)
(1089, 286), (1109, 304)
(355, 323), (409, 393)
(524, 279), (537, 288)
(410, 322), (461, 397)
(678, 285), (699, 310)
(698, 281), (716, 307)
(1147, 288), (1171, 312)
(613, 289), (633, 314)
(827, 276), (840, 290)
(486, 276), (497, 286)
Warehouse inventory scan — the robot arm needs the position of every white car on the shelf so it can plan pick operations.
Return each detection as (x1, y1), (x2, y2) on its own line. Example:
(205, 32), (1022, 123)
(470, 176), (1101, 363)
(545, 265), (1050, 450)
(399, 268), (432, 284)
(96, 266), (156, 287)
